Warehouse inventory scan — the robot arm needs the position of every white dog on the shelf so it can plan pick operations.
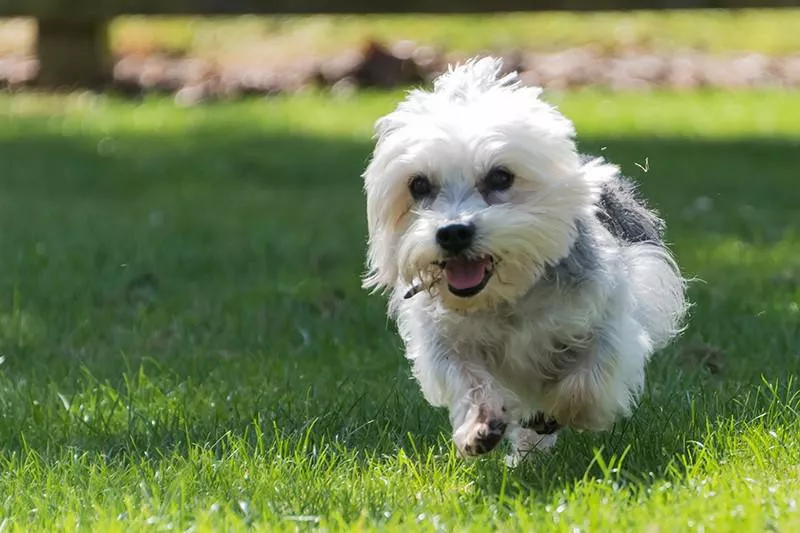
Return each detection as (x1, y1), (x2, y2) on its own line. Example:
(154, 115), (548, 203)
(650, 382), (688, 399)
(362, 57), (687, 464)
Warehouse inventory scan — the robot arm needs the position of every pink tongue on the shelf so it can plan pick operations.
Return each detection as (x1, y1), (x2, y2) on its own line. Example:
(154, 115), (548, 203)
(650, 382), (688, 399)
(444, 258), (490, 290)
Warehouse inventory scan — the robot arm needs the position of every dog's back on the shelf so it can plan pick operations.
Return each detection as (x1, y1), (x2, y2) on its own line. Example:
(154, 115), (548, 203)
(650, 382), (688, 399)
(596, 174), (665, 246)
(589, 168), (687, 350)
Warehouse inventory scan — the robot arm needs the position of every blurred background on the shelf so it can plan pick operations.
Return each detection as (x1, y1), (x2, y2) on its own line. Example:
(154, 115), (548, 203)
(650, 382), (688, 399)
(0, 4), (799, 98)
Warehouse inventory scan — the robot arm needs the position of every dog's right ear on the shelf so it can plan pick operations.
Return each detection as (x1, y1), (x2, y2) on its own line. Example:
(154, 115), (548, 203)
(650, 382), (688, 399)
(362, 108), (417, 294)
(362, 192), (399, 294)
(362, 149), (399, 295)
(373, 107), (410, 142)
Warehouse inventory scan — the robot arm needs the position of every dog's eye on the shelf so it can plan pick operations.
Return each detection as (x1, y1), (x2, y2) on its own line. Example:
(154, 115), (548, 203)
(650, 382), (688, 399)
(409, 175), (432, 200)
(484, 167), (515, 192)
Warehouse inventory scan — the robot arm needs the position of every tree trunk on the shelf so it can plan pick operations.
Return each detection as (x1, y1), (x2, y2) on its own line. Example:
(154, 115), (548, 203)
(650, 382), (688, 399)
(36, 18), (111, 89)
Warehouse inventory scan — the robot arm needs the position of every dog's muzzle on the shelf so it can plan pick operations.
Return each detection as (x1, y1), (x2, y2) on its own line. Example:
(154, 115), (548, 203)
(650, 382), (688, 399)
(433, 223), (494, 297)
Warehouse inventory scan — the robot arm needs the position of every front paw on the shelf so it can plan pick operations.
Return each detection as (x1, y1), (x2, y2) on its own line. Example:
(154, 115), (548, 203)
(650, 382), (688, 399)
(522, 411), (561, 434)
(454, 409), (508, 457)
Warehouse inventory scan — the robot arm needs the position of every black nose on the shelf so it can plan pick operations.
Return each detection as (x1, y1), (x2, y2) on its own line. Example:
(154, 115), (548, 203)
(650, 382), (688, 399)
(436, 223), (476, 253)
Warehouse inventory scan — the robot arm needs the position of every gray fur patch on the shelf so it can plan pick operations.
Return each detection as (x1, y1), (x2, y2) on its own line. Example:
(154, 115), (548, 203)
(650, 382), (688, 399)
(596, 174), (665, 245)
(544, 218), (600, 287)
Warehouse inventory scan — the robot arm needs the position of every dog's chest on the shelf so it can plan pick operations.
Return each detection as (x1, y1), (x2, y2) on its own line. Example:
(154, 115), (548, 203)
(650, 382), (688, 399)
(438, 292), (597, 401)
(441, 310), (560, 370)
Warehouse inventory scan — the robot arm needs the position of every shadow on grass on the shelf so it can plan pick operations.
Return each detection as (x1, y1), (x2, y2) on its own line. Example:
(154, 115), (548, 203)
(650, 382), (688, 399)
(0, 119), (798, 498)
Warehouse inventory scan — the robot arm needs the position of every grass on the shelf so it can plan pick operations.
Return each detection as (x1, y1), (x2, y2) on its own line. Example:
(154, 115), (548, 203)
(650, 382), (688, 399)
(3, 10), (800, 60)
(0, 88), (799, 530)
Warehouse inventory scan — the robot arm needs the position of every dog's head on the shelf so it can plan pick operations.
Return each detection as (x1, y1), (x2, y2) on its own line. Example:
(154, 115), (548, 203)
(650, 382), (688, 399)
(363, 57), (609, 311)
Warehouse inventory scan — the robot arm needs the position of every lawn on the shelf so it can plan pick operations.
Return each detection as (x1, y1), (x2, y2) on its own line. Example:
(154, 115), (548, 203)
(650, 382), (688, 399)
(0, 89), (799, 531)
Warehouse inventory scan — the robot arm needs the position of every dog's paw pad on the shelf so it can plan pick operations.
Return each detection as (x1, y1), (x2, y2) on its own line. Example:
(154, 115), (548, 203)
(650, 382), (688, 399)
(461, 419), (507, 456)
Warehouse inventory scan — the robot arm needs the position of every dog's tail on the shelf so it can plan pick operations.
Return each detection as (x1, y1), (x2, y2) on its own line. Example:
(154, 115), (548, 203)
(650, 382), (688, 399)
(626, 243), (689, 351)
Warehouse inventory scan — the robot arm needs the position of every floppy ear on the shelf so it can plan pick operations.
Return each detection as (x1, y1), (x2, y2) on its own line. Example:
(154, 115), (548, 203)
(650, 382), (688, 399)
(362, 158), (400, 293)
(362, 114), (406, 293)
(362, 92), (433, 293)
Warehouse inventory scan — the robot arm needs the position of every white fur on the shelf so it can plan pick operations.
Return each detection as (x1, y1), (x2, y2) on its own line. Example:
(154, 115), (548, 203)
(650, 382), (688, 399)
(362, 57), (688, 461)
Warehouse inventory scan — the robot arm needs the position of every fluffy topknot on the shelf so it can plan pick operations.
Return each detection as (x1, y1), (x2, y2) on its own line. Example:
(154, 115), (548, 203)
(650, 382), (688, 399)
(432, 57), (539, 100)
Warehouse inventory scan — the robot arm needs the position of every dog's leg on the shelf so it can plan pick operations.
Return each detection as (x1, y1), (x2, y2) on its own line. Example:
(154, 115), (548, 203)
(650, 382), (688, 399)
(541, 315), (650, 431)
(412, 352), (509, 457)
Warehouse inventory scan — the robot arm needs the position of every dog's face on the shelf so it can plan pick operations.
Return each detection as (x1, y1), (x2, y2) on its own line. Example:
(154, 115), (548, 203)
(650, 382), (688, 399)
(363, 58), (602, 311)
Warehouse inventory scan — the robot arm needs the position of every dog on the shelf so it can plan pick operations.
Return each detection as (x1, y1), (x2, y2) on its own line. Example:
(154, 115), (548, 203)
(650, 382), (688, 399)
(362, 57), (688, 464)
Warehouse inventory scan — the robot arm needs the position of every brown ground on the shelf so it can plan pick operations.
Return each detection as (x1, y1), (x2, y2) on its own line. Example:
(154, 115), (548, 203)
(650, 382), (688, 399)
(2, 40), (799, 101)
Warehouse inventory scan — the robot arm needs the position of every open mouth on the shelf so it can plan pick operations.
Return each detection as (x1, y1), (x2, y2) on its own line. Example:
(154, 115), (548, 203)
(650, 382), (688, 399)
(441, 256), (494, 297)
